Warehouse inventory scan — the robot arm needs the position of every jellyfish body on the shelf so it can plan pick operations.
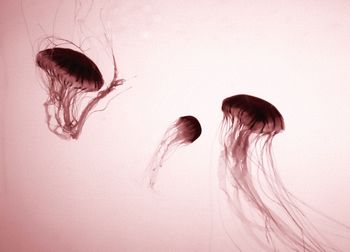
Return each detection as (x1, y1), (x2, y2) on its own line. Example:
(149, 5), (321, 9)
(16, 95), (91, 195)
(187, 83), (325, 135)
(219, 94), (340, 251)
(146, 115), (202, 189)
(36, 47), (124, 139)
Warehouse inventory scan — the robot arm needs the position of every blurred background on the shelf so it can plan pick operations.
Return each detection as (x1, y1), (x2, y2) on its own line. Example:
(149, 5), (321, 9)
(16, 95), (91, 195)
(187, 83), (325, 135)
(1, 0), (350, 251)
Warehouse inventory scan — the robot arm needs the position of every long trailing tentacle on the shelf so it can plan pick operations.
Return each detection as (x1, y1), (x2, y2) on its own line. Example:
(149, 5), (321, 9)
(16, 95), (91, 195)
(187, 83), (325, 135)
(221, 126), (346, 251)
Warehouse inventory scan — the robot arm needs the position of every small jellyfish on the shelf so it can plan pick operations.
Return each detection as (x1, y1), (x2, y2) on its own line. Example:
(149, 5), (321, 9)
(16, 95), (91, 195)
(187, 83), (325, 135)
(36, 46), (124, 139)
(219, 94), (344, 251)
(146, 115), (202, 189)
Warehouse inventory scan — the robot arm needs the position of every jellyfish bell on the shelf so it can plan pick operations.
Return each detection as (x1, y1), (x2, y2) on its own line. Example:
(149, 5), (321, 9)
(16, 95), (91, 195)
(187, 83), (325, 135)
(221, 94), (284, 134)
(175, 115), (202, 144)
(146, 115), (202, 190)
(36, 47), (104, 92)
(219, 94), (346, 252)
(35, 43), (124, 140)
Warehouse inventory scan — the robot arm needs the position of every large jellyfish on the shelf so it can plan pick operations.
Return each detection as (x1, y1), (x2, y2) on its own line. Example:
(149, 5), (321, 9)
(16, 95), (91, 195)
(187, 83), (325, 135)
(219, 94), (346, 251)
(146, 115), (202, 189)
(36, 46), (124, 139)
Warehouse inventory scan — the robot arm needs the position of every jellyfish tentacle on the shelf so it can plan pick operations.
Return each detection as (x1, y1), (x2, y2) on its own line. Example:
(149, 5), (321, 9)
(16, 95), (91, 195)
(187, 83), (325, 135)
(146, 125), (183, 189)
(71, 81), (121, 139)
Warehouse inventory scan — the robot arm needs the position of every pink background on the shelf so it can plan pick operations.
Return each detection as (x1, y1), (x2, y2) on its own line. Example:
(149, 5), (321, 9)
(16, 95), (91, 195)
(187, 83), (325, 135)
(1, 0), (350, 251)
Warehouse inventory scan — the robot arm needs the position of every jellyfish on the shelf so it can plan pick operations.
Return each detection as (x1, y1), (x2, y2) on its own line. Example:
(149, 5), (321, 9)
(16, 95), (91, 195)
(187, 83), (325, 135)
(219, 94), (346, 251)
(146, 115), (202, 189)
(36, 46), (124, 139)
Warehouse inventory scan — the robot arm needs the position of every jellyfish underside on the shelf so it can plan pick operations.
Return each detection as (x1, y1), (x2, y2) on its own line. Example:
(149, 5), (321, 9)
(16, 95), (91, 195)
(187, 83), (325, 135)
(220, 94), (342, 252)
(36, 47), (124, 139)
(146, 116), (202, 189)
